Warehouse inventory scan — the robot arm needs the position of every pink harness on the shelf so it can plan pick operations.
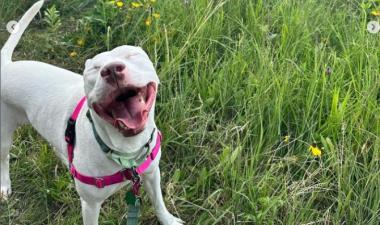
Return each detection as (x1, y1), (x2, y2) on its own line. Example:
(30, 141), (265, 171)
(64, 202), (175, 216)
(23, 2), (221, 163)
(65, 96), (161, 194)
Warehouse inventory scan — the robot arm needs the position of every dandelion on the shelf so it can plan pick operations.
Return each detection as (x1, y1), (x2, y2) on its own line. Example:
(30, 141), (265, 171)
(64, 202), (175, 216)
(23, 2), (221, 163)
(309, 143), (322, 157)
(283, 135), (290, 143)
(152, 12), (160, 19)
(371, 9), (380, 17)
(131, 2), (143, 8)
(76, 38), (85, 47)
(69, 51), (78, 57)
(115, 1), (124, 8)
(145, 16), (152, 26)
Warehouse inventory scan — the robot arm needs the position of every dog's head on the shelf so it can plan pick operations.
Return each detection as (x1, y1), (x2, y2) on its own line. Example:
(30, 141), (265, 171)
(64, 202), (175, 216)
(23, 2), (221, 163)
(83, 45), (159, 136)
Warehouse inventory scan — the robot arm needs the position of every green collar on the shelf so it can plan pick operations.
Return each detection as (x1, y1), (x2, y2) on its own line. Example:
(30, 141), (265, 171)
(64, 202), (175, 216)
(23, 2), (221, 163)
(86, 111), (156, 168)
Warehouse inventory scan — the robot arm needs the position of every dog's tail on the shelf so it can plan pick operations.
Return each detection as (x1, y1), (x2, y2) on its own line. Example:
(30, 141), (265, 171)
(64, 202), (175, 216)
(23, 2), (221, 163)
(1, 0), (44, 67)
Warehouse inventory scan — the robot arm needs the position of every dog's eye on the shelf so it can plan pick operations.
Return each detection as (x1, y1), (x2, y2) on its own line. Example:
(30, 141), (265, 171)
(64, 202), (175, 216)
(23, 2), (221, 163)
(127, 53), (139, 58)
(92, 65), (101, 71)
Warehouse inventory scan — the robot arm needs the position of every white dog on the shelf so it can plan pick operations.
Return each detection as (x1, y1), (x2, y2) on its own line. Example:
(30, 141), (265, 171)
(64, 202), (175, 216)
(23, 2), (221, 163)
(0, 1), (183, 225)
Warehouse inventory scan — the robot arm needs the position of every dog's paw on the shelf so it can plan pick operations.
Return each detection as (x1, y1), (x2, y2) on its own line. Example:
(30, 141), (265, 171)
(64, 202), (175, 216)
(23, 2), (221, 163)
(168, 216), (184, 225)
(157, 212), (184, 225)
(0, 185), (12, 201)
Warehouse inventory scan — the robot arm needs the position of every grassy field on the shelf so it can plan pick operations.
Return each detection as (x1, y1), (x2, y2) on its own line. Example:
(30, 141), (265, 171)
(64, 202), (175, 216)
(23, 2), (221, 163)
(1, 0), (380, 224)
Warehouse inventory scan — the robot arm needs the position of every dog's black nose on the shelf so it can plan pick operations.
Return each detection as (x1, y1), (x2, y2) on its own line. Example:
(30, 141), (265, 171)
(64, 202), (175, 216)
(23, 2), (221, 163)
(100, 63), (125, 78)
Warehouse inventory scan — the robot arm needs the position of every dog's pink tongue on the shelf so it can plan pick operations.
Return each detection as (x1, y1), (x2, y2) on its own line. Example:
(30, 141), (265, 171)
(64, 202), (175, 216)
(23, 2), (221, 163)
(112, 94), (148, 129)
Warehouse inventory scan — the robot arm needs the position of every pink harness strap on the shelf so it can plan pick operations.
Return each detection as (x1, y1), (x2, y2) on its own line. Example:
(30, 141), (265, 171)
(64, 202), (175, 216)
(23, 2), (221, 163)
(136, 132), (161, 174)
(65, 96), (161, 191)
(71, 97), (87, 120)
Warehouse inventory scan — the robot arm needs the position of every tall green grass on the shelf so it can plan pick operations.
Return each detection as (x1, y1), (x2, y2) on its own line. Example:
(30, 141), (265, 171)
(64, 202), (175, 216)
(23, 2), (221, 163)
(1, 0), (379, 224)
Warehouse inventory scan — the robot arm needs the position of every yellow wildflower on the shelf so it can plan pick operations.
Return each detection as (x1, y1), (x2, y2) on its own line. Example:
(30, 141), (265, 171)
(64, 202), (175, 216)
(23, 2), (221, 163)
(309, 144), (322, 157)
(69, 51), (78, 57)
(371, 10), (380, 17)
(76, 38), (85, 47)
(150, 0), (157, 3)
(152, 12), (160, 19)
(116, 1), (124, 8)
(145, 16), (152, 26)
(283, 135), (290, 143)
(131, 2), (143, 8)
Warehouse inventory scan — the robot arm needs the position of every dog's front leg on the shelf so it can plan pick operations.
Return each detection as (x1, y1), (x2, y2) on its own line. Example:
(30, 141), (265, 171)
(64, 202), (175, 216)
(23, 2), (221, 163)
(81, 198), (102, 225)
(143, 166), (184, 225)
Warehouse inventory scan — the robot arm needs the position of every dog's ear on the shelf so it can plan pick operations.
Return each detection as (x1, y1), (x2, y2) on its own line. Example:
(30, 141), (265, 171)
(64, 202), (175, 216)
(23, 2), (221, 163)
(85, 59), (92, 68)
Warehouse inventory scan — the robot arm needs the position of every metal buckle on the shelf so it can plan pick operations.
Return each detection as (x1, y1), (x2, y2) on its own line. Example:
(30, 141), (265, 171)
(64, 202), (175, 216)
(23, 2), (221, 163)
(65, 118), (76, 144)
(95, 178), (105, 188)
(132, 168), (139, 179)
(128, 168), (142, 196)
(131, 168), (142, 187)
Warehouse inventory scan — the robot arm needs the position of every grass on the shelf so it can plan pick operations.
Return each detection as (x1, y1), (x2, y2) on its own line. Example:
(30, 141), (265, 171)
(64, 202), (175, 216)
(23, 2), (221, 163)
(1, 0), (380, 224)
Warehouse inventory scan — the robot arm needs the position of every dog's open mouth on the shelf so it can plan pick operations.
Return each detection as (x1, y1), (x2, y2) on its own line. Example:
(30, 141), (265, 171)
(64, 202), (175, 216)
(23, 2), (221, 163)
(92, 82), (156, 136)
